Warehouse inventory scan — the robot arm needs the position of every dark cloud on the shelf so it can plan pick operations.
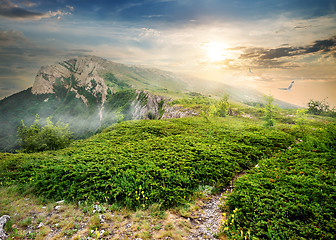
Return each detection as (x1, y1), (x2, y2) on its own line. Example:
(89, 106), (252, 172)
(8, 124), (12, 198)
(240, 35), (336, 68)
(0, 0), (46, 20)
(0, 0), (73, 20)
(305, 36), (336, 54)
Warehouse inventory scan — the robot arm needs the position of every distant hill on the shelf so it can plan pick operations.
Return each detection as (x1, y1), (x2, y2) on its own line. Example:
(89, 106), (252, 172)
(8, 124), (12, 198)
(0, 55), (297, 152)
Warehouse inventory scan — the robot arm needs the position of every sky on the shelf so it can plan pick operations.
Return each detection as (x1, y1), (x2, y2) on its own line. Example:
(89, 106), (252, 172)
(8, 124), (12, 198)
(0, 0), (336, 107)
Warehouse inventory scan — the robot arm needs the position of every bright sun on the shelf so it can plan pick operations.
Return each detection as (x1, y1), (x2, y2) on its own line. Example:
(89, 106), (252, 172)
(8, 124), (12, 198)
(206, 41), (226, 62)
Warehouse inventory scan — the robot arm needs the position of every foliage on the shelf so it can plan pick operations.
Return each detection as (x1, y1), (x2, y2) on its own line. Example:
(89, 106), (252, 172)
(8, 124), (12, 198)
(103, 72), (131, 90)
(215, 94), (230, 117)
(296, 108), (307, 127)
(219, 122), (336, 239)
(105, 89), (137, 114)
(171, 94), (216, 106)
(0, 88), (56, 152)
(263, 95), (275, 127)
(307, 98), (336, 117)
(17, 115), (73, 152)
(158, 100), (165, 119)
(1, 117), (295, 209)
(147, 111), (156, 120)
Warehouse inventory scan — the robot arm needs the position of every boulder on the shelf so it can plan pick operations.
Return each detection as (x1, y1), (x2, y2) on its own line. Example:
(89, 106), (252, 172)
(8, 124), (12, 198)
(0, 215), (10, 239)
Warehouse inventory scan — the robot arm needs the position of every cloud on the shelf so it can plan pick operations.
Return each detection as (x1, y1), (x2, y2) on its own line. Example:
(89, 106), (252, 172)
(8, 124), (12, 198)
(139, 28), (161, 38)
(239, 35), (336, 68)
(304, 36), (336, 54)
(0, 6), (45, 20)
(0, 29), (28, 45)
(0, 0), (73, 20)
(66, 5), (74, 12)
(0, 29), (94, 99)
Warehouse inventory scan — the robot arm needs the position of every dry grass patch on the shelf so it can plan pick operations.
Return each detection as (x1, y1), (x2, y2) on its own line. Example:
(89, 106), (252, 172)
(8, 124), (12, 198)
(1, 185), (211, 239)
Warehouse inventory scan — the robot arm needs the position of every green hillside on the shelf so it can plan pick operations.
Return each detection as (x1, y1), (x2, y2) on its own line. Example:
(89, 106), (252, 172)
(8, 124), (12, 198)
(0, 56), (300, 153)
(100, 63), (189, 96)
(0, 116), (293, 207)
(1, 109), (336, 239)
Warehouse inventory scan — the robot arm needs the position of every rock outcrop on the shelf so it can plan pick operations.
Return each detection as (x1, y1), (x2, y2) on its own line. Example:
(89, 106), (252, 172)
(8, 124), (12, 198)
(132, 91), (199, 120)
(31, 55), (199, 121)
(32, 56), (110, 105)
(0, 215), (10, 239)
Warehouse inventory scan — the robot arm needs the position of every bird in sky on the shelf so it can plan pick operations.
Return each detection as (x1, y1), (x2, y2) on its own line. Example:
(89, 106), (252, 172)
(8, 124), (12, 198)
(279, 81), (295, 91)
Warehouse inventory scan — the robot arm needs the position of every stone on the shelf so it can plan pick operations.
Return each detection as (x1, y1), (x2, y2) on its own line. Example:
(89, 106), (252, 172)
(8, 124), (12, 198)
(0, 215), (10, 240)
(30, 55), (200, 123)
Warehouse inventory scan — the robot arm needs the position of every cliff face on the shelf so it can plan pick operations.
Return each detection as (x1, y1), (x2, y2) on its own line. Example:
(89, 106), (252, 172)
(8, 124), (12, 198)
(31, 56), (110, 106)
(30, 55), (198, 122)
(132, 91), (199, 120)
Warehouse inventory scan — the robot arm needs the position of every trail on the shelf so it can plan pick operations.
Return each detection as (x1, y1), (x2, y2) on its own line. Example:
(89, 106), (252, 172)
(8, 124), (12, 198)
(188, 172), (246, 239)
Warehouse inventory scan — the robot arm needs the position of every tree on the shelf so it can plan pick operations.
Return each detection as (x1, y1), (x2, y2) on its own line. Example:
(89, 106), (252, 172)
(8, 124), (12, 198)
(307, 99), (334, 116)
(18, 115), (73, 152)
(263, 95), (275, 127)
(215, 94), (230, 117)
(296, 108), (307, 127)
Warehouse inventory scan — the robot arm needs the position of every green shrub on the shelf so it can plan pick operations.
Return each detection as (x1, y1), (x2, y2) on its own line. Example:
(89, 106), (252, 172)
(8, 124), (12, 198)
(1, 117), (295, 209)
(263, 95), (275, 127)
(307, 98), (336, 117)
(215, 94), (230, 117)
(219, 123), (336, 239)
(17, 115), (73, 152)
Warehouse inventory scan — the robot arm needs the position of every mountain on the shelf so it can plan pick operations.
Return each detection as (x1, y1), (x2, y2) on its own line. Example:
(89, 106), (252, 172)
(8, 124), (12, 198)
(0, 55), (297, 152)
(0, 56), (197, 152)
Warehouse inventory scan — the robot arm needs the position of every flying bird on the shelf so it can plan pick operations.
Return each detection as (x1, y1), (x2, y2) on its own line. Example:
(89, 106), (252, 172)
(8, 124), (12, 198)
(279, 81), (294, 91)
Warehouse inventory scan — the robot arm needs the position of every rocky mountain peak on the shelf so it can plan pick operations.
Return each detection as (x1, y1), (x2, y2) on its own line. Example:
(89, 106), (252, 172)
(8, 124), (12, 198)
(31, 55), (110, 105)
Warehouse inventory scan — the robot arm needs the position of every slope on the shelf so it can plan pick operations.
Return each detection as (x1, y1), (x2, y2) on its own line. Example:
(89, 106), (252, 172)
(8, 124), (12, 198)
(0, 55), (298, 152)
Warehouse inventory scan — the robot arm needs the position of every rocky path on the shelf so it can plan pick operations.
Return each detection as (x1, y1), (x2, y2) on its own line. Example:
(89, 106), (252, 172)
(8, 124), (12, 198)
(188, 172), (246, 239)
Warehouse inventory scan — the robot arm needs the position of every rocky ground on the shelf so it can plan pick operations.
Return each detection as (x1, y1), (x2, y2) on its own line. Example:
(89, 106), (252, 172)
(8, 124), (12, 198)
(0, 173), (245, 240)
(187, 172), (245, 240)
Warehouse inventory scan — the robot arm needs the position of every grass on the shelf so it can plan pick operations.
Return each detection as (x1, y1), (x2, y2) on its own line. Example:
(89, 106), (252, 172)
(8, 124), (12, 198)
(0, 186), (202, 239)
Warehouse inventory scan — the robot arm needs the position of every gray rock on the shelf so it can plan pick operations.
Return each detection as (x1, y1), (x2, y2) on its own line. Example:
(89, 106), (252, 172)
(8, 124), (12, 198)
(31, 56), (199, 123)
(0, 215), (10, 239)
(99, 214), (105, 223)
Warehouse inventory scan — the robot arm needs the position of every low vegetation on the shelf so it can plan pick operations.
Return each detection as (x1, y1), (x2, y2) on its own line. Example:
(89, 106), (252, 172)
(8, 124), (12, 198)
(218, 119), (336, 239)
(1, 117), (295, 209)
(1, 95), (335, 239)
(307, 98), (336, 117)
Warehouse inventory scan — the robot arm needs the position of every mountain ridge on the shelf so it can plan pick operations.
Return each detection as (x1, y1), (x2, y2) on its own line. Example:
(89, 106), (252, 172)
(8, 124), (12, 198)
(0, 55), (298, 152)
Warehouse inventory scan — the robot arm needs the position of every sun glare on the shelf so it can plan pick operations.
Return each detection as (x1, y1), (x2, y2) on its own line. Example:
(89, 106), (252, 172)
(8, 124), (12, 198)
(205, 41), (227, 62)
